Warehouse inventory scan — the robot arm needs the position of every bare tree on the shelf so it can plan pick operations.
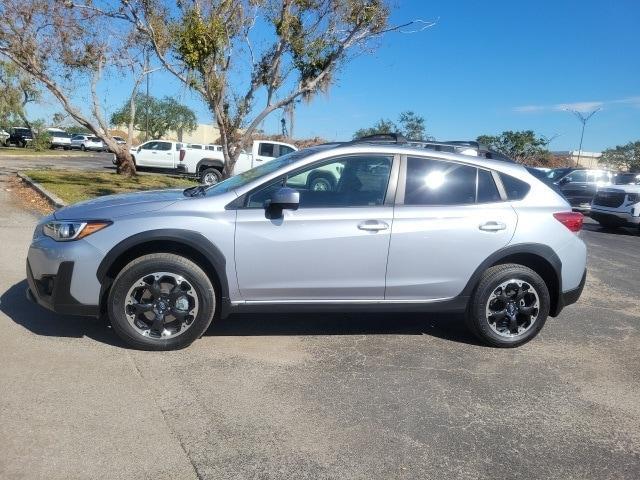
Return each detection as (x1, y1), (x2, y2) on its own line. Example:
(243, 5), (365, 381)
(83, 0), (431, 178)
(0, 1), (155, 175)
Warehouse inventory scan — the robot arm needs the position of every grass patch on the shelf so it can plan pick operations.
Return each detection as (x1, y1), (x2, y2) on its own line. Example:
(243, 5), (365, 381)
(24, 169), (197, 204)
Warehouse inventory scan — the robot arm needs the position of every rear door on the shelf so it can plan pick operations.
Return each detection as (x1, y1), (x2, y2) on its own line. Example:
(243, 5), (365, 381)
(385, 156), (517, 300)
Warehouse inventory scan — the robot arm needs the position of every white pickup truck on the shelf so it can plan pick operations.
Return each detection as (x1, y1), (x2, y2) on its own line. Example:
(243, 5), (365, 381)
(179, 139), (297, 184)
(126, 139), (296, 184)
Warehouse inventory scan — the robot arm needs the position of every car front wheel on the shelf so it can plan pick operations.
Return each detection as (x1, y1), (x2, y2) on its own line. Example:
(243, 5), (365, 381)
(466, 263), (550, 348)
(108, 253), (216, 350)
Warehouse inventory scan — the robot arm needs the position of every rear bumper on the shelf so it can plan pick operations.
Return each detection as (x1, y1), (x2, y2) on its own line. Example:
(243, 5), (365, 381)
(551, 268), (586, 317)
(26, 259), (99, 317)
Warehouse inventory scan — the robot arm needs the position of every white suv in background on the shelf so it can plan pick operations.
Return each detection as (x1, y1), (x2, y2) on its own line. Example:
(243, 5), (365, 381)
(70, 134), (105, 151)
(591, 174), (640, 230)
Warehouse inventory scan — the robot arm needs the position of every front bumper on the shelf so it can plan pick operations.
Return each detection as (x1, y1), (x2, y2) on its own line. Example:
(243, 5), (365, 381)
(26, 259), (99, 317)
(590, 207), (640, 226)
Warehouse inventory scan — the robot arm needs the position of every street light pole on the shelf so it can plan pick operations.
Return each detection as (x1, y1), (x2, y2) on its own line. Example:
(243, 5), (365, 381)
(565, 108), (600, 167)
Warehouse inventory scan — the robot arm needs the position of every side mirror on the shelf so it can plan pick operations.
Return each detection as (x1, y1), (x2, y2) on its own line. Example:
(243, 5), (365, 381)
(267, 187), (299, 212)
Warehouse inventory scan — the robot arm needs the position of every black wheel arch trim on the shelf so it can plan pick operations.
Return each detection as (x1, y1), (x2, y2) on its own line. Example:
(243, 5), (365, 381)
(96, 229), (231, 317)
(196, 159), (224, 173)
(460, 243), (564, 316)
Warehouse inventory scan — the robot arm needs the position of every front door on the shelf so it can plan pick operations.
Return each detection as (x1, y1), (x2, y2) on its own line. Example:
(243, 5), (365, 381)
(559, 170), (588, 207)
(135, 141), (158, 167)
(234, 154), (397, 301)
(385, 156), (517, 300)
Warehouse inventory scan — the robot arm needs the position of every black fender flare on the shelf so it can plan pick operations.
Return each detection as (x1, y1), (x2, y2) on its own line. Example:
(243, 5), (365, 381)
(196, 158), (224, 173)
(96, 229), (230, 315)
(460, 242), (563, 315)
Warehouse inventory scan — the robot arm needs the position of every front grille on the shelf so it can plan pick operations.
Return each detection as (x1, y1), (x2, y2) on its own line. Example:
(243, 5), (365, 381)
(593, 191), (626, 208)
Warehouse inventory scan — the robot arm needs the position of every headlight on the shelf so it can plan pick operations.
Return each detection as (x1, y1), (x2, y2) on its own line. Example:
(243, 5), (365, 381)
(43, 220), (111, 241)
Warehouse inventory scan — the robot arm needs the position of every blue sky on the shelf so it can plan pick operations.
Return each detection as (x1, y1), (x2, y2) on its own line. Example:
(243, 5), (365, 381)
(32, 0), (640, 151)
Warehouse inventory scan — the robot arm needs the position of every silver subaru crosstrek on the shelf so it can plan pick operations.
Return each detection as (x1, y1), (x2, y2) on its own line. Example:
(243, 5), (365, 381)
(26, 136), (587, 350)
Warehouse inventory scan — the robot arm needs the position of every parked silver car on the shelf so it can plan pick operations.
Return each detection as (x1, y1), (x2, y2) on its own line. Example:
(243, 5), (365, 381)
(26, 136), (587, 350)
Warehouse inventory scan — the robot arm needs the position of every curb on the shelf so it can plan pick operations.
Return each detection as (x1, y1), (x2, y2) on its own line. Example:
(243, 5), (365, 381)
(17, 172), (67, 209)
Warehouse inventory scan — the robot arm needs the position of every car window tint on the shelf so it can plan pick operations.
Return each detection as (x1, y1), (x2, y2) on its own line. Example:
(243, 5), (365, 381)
(405, 157), (476, 205)
(288, 155), (392, 208)
(247, 155), (392, 208)
(279, 145), (295, 156)
(564, 170), (586, 183)
(499, 173), (531, 200)
(477, 169), (501, 203)
(259, 142), (275, 157)
(246, 179), (285, 208)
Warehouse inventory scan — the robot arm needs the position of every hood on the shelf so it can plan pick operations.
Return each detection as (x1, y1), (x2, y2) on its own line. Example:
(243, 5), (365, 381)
(599, 185), (640, 194)
(54, 189), (187, 220)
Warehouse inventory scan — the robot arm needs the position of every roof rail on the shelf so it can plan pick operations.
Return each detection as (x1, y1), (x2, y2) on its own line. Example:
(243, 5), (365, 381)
(347, 133), (515, 163)
(350, 133), (408, 144)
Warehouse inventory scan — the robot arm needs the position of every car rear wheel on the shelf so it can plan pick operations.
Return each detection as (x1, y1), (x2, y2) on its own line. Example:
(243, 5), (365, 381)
(308, 175), (335, 192)
(466, 264), (550, 348)
(200, 167), (222, 186)
(108, 253), (216, 350)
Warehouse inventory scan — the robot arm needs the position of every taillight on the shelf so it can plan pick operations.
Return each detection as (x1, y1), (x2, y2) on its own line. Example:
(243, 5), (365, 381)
(553, 211), (583, 232)
(179, 149), (185, 162)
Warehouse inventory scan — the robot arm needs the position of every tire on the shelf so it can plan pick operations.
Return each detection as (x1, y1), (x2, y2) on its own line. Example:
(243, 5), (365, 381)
(200, 167), (222, 186)
(466, 263), (550, 348)
(107, 253), (216, 351)
(308, 174), (335, 192)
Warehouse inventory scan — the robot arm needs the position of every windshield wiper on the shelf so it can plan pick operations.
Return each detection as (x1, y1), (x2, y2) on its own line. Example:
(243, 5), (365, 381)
(183, 185), (207, 197)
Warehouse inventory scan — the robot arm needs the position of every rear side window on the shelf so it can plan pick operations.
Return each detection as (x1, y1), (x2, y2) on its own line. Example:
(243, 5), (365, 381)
(405, 157), (477, 205)
(477, 169), (501, 203)
(499, 173), (531, 200)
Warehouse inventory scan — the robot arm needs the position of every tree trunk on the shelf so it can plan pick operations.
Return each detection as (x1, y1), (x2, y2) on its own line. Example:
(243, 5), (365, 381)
(115, 148), (136, 176)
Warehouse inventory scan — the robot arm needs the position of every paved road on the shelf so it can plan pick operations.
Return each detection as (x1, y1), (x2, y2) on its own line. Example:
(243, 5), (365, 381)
(0, 166), (638, 479)
(0, 151), (116, 175)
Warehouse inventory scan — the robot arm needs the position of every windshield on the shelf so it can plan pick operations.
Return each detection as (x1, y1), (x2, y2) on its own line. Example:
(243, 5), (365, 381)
(205, 147), (327, 196)
(547, 168), (571, 180)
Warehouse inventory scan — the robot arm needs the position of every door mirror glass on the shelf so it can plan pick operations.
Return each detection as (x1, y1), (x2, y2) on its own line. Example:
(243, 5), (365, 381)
(268, 187), (300, 211)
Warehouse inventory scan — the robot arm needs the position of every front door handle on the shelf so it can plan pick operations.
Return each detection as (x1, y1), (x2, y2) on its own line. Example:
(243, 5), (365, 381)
(358, 220), (389, 231)
(479, 221), (507, 232)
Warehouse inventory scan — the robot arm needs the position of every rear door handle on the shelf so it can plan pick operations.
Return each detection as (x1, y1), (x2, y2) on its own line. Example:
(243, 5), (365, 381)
(358, 220), (389, 231)
(479, 221), (507, 232)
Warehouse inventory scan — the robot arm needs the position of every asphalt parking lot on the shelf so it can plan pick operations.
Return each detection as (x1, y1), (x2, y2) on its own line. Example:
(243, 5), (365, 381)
(0, 163), (638, 479)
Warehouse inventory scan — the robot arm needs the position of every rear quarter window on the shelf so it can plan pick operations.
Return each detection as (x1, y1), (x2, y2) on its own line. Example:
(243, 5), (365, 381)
(499, 173), (531, 200)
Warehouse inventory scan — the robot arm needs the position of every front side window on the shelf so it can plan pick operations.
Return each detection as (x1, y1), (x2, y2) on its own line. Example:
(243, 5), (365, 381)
(563, 170), (586, 183)
(258, 142), (275, 157)
(246, 155), (393, 208)
(140, 141), (158, 150)
(405, 157), (477, 205)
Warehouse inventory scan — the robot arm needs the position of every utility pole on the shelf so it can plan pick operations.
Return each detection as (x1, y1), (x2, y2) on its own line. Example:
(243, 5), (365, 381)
(145, 48), (150, 142)
(565, 108), (600, 167)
